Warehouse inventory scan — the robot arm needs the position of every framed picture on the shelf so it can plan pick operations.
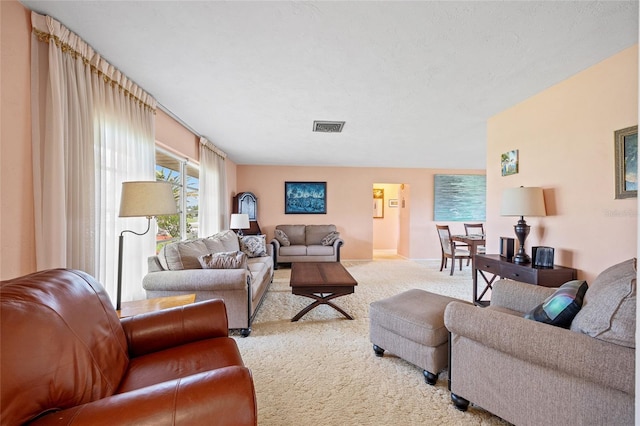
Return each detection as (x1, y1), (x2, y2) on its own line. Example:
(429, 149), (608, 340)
(388, 199), (399, 208)
(615, 125), (638, 199)
(433, 174), (486, 221)
(532, 246), (555, 268)
(284, 181), (327, 214)
(500, 237), (514, 261)
(501, 149), (519, 176)
(373, 188), (384, 218)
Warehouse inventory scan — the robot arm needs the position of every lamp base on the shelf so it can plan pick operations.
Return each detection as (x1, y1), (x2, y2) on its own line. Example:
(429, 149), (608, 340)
(513, 217), (531, 265)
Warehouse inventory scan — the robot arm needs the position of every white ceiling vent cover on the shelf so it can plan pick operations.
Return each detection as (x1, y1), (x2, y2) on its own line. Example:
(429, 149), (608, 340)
(313, 121), (345, 133)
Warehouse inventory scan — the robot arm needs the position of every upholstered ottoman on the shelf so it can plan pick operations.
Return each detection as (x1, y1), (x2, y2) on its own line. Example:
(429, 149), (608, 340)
(369, 289), (461, 385)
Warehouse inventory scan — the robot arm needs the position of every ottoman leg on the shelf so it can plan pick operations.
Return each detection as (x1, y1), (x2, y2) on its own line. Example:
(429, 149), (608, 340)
(423, 370), (438, 386)
(372, 344), (385, 357)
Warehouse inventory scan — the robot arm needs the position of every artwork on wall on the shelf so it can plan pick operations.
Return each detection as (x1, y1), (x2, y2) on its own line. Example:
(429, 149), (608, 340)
(284, 181), (327, 214)
(434, 174), (486, 221)
(615, 125), (638, 199)
(373, 188), (384, 218)
(388, 199), (399, 208)
(501, 149), (519, 176)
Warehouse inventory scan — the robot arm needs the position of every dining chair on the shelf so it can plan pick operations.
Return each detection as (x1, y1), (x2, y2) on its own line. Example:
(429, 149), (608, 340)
(464, 223), (486, 254)
(436, 225), (472, 276)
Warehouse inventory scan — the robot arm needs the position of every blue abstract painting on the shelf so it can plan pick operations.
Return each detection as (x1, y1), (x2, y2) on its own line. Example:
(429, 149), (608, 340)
(285, 182), (327, 214)
(434, 175), (486, 221)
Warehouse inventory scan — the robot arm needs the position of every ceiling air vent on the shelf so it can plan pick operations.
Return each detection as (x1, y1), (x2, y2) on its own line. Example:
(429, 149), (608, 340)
(313, 121), (345, 133)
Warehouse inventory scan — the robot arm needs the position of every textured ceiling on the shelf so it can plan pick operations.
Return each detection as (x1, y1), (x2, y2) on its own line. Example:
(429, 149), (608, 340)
(20, 1), (638, 169)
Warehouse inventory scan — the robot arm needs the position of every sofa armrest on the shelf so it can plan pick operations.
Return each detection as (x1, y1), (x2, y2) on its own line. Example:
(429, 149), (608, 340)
(121, 299), (229, 357)
(444, 301), (635, 394)
(143, 268), (248, 292)
(270, 238), (281, 251)
(490, 279), (555, 314)
(31, 366), (257, 426)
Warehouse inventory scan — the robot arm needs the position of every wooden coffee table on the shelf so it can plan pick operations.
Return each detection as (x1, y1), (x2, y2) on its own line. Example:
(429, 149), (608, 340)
(289, 262), (358, 322)
(116, 294), (196, 318)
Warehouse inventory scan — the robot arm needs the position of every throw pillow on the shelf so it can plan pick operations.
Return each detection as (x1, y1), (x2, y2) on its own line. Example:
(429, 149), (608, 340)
(570, 258), (637, 348)
(321, 231), (340, 246)
(275, 229), (291, 246)
(199, 251), (247, 269)
(524, 280), (588, 328)
(160, 239), (209, 270)
(239, 234), (267, 258)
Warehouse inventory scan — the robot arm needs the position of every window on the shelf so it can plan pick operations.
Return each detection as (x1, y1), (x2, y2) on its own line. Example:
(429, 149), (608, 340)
(155, 148), (199, 250)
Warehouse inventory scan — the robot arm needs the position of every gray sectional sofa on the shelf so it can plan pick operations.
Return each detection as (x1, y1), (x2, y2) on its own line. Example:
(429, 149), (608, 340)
(142, 230), (273, 336)
(270, 224), (344, 269)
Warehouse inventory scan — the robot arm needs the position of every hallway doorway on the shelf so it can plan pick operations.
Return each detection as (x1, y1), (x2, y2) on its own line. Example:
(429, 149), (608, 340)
(372, 183), (410, 259)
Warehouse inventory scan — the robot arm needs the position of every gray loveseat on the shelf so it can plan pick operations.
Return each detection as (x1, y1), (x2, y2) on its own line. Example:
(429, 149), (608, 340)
(270, 224), (344, 269)
(143, 230), (273, 336)
(444, 258), (636, 425)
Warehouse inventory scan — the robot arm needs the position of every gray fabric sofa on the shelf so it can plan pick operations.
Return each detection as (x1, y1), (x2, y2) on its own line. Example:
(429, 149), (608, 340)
(142, 230), (273, 336)
(444, 258), (636, 426)
(270, 224), (344, 269)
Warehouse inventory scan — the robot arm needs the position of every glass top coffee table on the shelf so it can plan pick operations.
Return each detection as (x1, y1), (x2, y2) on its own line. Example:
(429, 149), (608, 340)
(289, 262), (358, 322)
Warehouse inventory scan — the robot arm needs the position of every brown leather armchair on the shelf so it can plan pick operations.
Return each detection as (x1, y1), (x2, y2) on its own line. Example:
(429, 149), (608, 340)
(1, 269), (257, 425)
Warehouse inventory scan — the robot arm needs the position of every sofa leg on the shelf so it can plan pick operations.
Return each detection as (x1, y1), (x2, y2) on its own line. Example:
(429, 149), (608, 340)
(240, 328), (252, 337)
(423, 370), (438, 386)
(372, 344), (385, 357)
(451, 393), (469, 411)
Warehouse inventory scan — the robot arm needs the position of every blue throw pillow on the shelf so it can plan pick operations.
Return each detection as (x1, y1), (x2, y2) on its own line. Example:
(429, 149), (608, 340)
(524, 280), (588, 328)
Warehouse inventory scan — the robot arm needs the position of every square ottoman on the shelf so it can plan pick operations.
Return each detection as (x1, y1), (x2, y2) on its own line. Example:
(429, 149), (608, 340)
(369, 289), (462, 385)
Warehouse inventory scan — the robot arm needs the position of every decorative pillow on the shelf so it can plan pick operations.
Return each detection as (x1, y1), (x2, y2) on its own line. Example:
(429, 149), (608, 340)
(524, 280), (588, 328)
(570, 258), (637, 348)
(321, 231), (340, 246)
(239, 234), (267, 258)
(159, 239), (209, 270)
(198, 251), (247, 269)
(275, 229), (291, 247)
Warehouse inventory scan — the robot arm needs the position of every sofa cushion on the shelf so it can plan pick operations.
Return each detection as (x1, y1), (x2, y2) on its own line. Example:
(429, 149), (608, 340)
(306, 225), (337, 245)
(274, 229), (291, 246)
(280, 245), (307, 256)
(276, 225), (306, 245)
(203, 230), (240, 253)
(160, 239), (208, 270)
(307, 245), (335, 256)
(199, 251), (247, 269)
(570, 258), (637, 348)
(524, 280), (588, 328)
(239, 235), (267, 258)
(321, 231), (340, 246)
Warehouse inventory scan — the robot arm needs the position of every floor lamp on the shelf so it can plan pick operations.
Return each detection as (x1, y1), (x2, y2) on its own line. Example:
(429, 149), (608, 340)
(117, 181), (177, 310)
(500, 186), (547, 264)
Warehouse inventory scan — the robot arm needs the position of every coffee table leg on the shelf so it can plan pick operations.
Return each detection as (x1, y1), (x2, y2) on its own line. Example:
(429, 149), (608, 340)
(291, 293), (354, 322)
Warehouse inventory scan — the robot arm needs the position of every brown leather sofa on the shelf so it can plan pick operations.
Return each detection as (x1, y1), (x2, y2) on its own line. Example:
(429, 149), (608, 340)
(1, 268), (257, 425)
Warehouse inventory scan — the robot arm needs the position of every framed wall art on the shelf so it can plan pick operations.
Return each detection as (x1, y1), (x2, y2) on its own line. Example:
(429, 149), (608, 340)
(373, 188), (384, 218)
(615, 125), (638, 199)
(501, 149), (519, 176)
(433, 174), (486, 221)
(284, 181), (327, 214)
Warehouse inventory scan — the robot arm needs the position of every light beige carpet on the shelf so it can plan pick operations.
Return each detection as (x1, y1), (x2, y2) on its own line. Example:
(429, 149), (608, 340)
(232, 259), (509, 426)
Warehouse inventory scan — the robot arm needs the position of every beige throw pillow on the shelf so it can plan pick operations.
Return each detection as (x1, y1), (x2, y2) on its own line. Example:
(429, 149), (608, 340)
(199, 251), (247, 269)
(275, 229), (290, 246)
(570, 258), (637, 348)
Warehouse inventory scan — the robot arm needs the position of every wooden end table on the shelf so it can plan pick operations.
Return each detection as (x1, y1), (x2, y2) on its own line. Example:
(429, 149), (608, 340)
(289, 262), (358, 322)
(116, 294), (196, 318)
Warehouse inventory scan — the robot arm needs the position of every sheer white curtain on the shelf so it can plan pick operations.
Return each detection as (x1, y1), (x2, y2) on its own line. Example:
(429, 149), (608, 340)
(30, 12), (156, 303)
(198, 137), (227, 237)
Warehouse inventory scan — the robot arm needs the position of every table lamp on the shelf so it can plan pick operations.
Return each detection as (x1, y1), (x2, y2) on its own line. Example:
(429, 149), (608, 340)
(117, 181), (177, 310)
(500, 186), (546, 264)
(230, 213), (250, 236)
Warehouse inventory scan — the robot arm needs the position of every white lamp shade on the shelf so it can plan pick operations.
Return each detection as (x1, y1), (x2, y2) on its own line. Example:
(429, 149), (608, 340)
(500, 187), (547, 217)
(230, 213), (250, 229)
(119, 181), (178, 217)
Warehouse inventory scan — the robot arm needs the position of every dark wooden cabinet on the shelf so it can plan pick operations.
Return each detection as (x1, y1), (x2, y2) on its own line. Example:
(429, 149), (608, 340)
(232, 192), (262, 235)
(473, 254), (577, 306)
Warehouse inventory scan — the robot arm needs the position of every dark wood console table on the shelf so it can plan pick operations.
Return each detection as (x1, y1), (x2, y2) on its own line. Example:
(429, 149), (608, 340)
(473, 254), (577, 307)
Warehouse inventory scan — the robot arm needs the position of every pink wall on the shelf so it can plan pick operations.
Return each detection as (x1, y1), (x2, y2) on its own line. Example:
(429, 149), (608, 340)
(1, 0), (35, 279)
(236, 166), (484, 260)
(486, 45), (638, 283)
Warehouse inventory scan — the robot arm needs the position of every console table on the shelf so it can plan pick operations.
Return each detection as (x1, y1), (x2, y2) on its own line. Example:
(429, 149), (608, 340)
(473, 254), (577, 307)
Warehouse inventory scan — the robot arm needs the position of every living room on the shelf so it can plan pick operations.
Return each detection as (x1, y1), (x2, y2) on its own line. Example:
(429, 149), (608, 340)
(1, 0), (638, 424)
